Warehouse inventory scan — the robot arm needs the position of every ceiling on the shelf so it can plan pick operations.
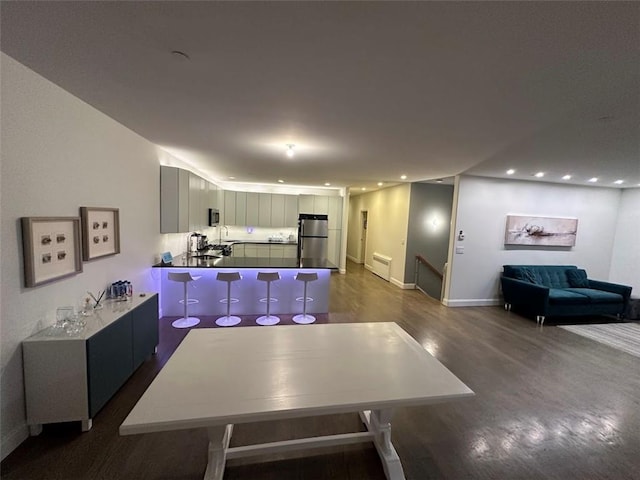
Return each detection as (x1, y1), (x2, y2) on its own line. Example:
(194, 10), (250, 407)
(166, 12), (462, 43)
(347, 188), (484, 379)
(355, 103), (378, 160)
(1, 1), (639, 193)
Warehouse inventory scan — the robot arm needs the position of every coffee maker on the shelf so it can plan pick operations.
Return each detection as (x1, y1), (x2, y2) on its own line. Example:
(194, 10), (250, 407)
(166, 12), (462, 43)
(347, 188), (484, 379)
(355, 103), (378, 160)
(188, 233), (208, 254)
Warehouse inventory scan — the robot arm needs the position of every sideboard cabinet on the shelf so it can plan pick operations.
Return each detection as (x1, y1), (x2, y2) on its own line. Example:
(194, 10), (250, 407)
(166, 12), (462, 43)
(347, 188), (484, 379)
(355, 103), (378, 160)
(22, 293), (159, 434)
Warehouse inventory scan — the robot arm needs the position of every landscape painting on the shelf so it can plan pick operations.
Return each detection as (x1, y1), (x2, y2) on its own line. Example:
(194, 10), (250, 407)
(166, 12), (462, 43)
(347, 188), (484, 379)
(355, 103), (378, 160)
(504, 215), (578, 246)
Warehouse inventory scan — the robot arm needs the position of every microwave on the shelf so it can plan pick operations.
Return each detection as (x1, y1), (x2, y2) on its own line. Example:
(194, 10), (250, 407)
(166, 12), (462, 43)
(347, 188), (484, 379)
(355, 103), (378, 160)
(208, 208), (220, 226)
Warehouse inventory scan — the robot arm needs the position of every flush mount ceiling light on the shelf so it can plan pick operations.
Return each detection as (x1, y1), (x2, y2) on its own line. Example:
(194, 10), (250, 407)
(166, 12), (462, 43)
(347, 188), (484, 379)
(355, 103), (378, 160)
(506, 169), (516, 175)
(614, 179), (624, 185)
(534, 172), (545, 178)
(377, 182), (384, 186)
(285, 144), (295, 158)
(562, 174), (572, 180)
(400, 175), (407, 180)
(588, 177), (599, 183)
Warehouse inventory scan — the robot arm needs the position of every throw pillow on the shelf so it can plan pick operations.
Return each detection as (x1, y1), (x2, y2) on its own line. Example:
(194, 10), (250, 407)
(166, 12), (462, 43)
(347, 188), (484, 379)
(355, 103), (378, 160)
(567, 268), (589, 288)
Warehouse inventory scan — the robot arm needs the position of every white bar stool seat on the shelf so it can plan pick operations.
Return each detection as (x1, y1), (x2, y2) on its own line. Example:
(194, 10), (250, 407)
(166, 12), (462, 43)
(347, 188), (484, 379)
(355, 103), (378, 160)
(256, 272), (281, 326)
(216, 271), (242, 327)
(168, 271), (202, 329)
(293, 272), (319, 324)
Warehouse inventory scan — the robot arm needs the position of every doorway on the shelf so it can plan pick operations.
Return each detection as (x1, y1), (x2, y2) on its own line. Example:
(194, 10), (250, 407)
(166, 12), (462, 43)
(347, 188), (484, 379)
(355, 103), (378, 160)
(359, 210), (368, 264)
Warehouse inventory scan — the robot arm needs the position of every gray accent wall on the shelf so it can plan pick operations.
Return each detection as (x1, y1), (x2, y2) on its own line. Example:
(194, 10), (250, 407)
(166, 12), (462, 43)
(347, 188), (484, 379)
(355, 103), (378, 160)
(404, 183), (454, 298)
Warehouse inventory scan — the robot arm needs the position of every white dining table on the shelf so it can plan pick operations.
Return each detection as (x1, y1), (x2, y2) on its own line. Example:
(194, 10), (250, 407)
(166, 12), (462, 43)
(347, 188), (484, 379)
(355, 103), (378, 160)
(120, 322), (474, 480)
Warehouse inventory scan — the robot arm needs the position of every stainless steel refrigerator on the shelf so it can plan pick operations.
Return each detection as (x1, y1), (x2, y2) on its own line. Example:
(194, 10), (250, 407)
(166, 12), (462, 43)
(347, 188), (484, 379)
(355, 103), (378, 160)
(298, 214), (328, 260)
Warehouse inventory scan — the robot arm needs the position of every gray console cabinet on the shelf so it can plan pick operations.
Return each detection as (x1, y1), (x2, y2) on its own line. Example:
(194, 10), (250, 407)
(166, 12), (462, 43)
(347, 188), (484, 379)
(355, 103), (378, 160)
(22, 293), (159, 434)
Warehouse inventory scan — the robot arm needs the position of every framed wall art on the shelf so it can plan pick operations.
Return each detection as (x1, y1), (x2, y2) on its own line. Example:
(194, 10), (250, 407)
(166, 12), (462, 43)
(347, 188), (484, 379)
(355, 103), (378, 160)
(80, 207), (121, 261)
(21, 217), (83, 287)
(505, 215), (578, 247)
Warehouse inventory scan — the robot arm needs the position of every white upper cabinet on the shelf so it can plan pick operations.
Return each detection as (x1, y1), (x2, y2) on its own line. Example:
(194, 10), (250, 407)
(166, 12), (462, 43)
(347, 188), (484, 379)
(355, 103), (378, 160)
(270, 194), (285, 227)
(160, 166), (190, 233)
(223, 191), (237, 226)
(235, 191), (247, 226)
(298, 195), (314, 214)
(258, 193), (271, 227)
(284, 195), (298, 227)
(246, 192), (260, 226)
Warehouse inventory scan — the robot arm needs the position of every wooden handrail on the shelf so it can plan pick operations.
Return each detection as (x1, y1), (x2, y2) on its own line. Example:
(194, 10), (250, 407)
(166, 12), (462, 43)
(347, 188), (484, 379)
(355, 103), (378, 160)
(415, 255), (444, 280)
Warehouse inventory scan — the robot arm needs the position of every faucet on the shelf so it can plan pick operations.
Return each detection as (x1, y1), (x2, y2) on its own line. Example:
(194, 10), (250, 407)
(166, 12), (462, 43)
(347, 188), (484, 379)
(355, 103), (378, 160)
(218, 226), (228, 244)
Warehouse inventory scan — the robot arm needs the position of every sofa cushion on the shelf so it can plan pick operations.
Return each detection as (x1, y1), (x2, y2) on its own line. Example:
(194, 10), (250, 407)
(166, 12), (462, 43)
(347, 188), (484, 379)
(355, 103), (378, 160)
(564, 288), (623, 304)
(566, 268), (589, 288)
(548, 288), (590, 305)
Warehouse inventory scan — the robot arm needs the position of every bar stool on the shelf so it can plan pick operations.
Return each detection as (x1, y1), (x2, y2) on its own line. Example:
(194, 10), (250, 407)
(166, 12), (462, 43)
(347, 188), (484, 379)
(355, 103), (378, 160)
(293, 272), (318, 324)
(256, 272), (280, 326)
(215, 271), (242, 327)
(168, 271), (201, 329)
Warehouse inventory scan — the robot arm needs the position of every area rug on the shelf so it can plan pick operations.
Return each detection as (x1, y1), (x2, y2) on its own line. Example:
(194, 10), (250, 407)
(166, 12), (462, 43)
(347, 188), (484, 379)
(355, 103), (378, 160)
(559, 323), (640, 358)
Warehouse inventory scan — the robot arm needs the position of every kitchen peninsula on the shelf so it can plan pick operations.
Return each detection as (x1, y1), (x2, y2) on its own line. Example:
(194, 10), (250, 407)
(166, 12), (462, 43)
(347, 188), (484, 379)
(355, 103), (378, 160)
(154, 253), (334, 318)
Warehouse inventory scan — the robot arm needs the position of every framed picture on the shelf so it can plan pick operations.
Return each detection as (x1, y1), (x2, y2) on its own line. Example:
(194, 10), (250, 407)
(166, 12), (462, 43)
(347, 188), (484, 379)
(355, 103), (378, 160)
(80, 207), (121, 261)
(21, 217), (83, 287)
(505, 215), (578, 247)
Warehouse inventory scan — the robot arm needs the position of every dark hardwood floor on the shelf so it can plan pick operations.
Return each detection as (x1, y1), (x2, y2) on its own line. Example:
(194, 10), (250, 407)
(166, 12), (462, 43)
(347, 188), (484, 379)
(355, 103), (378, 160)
(3, 261), (640, 479)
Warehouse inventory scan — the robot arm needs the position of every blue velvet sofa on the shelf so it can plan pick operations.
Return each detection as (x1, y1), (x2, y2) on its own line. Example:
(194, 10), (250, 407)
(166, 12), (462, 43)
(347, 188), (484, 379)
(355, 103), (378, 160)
(500, 265), (632, 325)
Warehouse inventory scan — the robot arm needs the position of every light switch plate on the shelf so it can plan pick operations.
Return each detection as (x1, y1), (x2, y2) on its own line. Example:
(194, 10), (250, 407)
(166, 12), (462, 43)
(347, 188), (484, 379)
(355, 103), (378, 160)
(456, 246), (464, 254)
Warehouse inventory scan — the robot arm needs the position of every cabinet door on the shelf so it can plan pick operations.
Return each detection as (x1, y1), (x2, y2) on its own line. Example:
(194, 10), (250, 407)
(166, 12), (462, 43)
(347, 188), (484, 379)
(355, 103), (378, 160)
(271, 194), (285, 227)
(298, 195), (314, 214)
(223, 191), (236, 225)
(189, 173), (207, 231)
(283, 244), (298, 258)
(328, 230), (341, 267)
(235, 191), (247, 226)
(270, 245), (284, 258)
(256, 245), (270, 257)
(132, 295), (159, 370)
(160, 166), (190, 233)
(258, 193), (271, 227)
(233, 244), (245, 257)
(246, 193), (260, 226)
(245, 244), (257, 257)
(313, 196), (329, 215)
(284, 195), (299, 227)
(328, 196), (342, 229)
(86, 314), (133, 417)
(207, 182), (218, 211)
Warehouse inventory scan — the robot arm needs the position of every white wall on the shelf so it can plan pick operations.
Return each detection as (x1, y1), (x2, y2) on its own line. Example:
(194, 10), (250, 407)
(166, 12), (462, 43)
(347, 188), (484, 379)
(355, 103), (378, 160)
(445, 175), (624, 306)
(346, 185), (411, 286)
(610, 188), (640, 293)
(0, 54), (165, 458)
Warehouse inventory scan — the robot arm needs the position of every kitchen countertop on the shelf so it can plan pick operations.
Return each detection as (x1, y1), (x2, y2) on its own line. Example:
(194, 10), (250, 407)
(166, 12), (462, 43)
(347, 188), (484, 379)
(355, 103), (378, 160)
(154, 254), (337, 270)
(213, 239), (298, 246)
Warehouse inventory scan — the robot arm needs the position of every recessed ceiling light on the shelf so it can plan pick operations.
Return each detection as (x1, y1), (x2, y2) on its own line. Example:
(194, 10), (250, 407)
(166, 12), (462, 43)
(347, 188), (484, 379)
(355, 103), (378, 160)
(277, 179), (284, 183)
(562, 175), (572, 180)
(588, 177), (599, 183)
(361, 187), (366, 191)
(436, 179), (443, 183)
(228, 176), (236, 180)
(534, 172), (545, 178)
(614, 179), (624, 185)
(324, 182), (331, 186)
(506, 169), (515, 175)
(285, 144), (295, 158)
(400, 175), (407, 180)
(377, 182), (383, 186)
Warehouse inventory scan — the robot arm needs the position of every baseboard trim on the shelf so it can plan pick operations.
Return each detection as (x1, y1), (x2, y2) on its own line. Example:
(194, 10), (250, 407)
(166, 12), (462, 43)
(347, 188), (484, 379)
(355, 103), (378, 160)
(390, 278), (415, 289)
(2, 424), (28, 461)
(442, 298), (502, 307)
(346, 254), (360, 264)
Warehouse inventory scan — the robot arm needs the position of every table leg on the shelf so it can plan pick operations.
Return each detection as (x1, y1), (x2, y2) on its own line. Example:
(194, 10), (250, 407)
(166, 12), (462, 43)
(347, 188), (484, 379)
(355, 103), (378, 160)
(204, 424), (233, 480)
(361, 409), (406, 480)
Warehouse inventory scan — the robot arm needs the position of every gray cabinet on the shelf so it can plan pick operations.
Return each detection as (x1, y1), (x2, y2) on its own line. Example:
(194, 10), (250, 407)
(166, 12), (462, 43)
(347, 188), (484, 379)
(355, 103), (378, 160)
(284, 195), (299, 227)
(246, 193), (260, 226)
(23, 294), (159, 432)
(271, 194), (285, 227)
(258, 193), (271, 227)
(160, 166), (190, 233)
